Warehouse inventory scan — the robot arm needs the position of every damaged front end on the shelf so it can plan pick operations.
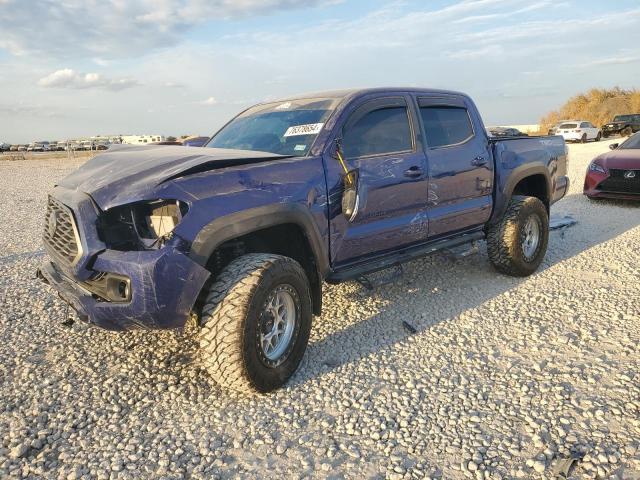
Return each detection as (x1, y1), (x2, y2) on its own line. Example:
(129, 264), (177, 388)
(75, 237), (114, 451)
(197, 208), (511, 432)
(38, 186), (210, 331)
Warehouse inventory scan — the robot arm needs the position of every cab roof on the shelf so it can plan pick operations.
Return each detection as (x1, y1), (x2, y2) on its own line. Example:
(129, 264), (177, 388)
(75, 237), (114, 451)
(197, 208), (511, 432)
(265, 87), (470, 104)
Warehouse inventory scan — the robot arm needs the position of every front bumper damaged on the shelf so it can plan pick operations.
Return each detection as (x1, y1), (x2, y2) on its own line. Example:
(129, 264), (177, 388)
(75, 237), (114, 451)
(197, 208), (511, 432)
(38, 246), (210, 331)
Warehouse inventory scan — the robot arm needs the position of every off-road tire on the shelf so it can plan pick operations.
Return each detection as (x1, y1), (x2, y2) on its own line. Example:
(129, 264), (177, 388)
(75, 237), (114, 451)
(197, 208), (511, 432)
(622, 126), (633, 137)
(198, 253), (312, 393)
(486, 196), (549, 277)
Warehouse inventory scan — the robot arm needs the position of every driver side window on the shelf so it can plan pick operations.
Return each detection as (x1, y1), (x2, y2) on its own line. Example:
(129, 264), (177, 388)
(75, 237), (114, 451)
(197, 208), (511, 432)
(342, 105), (412, 159)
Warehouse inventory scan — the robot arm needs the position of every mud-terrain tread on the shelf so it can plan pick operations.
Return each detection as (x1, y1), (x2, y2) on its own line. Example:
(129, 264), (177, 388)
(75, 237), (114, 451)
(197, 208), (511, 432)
(486, 196), (548, 277)
(198, 253), (305, 393)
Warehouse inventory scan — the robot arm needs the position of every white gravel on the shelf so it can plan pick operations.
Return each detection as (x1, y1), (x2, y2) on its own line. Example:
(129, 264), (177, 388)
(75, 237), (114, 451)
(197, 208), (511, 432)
(1, 139), (639, 479)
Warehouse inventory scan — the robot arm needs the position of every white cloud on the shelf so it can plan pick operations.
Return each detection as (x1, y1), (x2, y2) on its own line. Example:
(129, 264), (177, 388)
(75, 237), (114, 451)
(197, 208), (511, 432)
(200, 97), (218, 105)
(0, 0), (341, 59)
(580, 55), (640, 67)
(38, 69), (139, 91)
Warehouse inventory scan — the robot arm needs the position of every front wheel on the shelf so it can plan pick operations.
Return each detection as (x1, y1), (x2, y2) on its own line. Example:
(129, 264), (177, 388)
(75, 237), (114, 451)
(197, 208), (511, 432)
(581, 133), (587, 143)
(595, 132), (602, 142)
(622, 127), (633, 137)
(198, 254), (313, 393)
(486, 196), (549, 277)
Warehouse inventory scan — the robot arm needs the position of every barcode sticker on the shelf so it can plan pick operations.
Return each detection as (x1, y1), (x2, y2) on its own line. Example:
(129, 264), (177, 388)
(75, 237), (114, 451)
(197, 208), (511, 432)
(283, 123), (324, 137)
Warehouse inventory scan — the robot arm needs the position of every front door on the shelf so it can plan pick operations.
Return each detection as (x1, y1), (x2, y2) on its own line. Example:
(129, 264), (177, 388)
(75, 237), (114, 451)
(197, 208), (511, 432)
(325, 95), (430, 266)
(416, 95), (494, 238)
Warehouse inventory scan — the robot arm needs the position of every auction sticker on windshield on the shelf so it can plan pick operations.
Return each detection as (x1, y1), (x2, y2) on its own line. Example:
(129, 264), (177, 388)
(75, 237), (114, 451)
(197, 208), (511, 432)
(283, 123), (324, 137)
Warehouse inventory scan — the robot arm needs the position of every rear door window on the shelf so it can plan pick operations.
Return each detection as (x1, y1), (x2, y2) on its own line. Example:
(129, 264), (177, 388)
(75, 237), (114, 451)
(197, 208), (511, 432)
(419, 106), (474, 148)
(342, 104), (413, 158)
(559, 123), (577, 129)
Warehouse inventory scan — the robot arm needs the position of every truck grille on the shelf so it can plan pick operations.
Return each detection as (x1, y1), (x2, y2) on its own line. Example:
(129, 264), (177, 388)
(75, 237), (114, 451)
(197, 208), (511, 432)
(597, 169), (640, 194)
(43, 196), (82, 265)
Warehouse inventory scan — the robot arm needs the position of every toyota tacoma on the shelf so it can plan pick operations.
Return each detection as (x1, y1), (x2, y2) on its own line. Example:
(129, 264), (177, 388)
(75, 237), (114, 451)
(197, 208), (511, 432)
(38, 88), (569, 393)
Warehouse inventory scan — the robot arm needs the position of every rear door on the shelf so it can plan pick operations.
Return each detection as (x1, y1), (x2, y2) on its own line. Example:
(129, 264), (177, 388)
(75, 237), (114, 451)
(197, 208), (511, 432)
(580, 121), (597, 140)
(416, 95), (493, 238)
(325, 95), (430, 265)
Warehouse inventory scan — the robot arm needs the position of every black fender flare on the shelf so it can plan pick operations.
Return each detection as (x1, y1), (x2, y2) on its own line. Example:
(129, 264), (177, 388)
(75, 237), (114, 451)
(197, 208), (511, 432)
(190, 203), (329, 274)
(189, 204), (329, 315)
(490, 163), (552, 225)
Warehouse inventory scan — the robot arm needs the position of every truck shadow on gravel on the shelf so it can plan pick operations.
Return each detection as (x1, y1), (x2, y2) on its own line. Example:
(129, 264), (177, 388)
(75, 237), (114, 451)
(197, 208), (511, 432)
(288, 193), (640, 388)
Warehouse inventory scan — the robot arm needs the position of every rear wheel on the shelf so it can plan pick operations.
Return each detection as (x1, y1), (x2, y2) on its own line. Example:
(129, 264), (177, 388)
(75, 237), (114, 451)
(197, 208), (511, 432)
(581, 133), (587, 143)
(595, 132), (602, 142)
(487, 196), (549, 277)
(198, 253), (313, 393)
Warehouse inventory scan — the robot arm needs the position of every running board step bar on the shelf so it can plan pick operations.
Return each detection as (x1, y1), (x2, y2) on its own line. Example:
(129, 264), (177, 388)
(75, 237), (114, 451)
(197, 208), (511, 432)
(327, 231), (485, 283)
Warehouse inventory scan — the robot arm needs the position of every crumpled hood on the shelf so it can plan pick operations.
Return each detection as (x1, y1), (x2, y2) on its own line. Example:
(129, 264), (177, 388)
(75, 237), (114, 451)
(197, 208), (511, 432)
(595, 149), (640, 169)
(57, 145), (288, 210)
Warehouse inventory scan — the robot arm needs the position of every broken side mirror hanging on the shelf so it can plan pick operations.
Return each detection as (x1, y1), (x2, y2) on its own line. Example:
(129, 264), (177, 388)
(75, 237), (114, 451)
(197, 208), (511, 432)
(333, 139), (359, 222)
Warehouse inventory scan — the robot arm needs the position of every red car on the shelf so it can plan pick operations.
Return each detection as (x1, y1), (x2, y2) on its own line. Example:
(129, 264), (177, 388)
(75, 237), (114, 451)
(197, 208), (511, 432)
(584, 133), (640, 200)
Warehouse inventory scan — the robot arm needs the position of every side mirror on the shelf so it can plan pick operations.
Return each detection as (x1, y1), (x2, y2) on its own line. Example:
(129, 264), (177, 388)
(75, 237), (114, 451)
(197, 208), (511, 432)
(610, 143), (619, 150)
(332, 138), (359, 222)
(341, 170), (359, 222)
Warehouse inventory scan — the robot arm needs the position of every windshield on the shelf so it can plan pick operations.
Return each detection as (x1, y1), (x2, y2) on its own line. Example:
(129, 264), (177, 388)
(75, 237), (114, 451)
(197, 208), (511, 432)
(559, 123), (577, 129)
(206, 97), (341, 156)
(619, 132), (640, 149)
(613, 115), (633, 122)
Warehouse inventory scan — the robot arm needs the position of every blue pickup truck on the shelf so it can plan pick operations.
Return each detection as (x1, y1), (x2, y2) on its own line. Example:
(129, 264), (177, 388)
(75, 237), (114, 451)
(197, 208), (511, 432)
(39, 88), (569, 392)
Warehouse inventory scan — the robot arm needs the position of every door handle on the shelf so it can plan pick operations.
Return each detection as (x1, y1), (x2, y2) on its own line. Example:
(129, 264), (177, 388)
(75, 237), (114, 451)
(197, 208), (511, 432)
(403, 166), (423, 178)
(471, 156), (488, 166)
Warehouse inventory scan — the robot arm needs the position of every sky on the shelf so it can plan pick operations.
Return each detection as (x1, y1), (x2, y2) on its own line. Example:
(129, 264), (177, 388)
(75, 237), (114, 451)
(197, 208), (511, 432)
(1, 0), (639, 143)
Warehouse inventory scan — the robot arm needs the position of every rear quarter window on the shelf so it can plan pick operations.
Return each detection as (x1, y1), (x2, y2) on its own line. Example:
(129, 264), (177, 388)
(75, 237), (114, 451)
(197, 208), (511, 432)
(420, 107), (474, 148)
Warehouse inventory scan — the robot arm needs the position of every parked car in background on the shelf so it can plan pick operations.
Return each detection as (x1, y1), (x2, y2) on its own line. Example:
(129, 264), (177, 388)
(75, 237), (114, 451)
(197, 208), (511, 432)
(601, 114), (640, 138)
(487, 127), (528, 138)
(151, 141), (183, 146)
(182, 136), (209, 147)
(28, 142), (49, 152)
(39, 87), (569, 393)
(584, 132), (640, 200)
(555, 121), (601, 143)
(17, 145), (27, 151)
(9, 145), (20, 152)
(0, 142), (11, 152)
(547, 120), (572, 135)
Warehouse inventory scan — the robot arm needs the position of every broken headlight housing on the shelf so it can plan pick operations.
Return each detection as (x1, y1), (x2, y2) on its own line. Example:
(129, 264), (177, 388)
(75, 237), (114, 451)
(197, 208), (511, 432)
(98, 200), (189, 250)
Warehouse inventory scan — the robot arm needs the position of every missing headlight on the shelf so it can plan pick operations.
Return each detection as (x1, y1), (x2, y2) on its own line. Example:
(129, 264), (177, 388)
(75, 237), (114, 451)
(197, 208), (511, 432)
(98, 200), (188, 250)
(135, 201), (186, 240)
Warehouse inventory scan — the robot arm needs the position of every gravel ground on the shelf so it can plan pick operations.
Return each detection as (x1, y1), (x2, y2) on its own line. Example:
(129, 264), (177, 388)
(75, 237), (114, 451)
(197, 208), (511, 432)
(1, 139), (639, 479)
